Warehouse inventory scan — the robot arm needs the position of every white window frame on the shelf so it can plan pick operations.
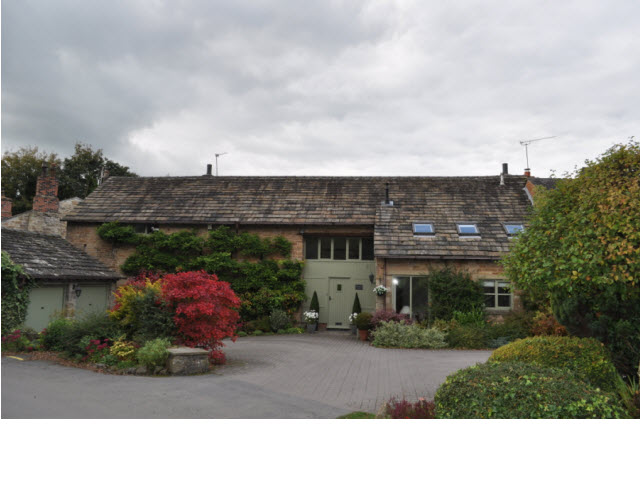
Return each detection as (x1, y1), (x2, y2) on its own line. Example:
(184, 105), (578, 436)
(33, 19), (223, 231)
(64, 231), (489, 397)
(457, 223), (480, 236)
(503, 223), (524, 236)
(483, 280), (513, 310)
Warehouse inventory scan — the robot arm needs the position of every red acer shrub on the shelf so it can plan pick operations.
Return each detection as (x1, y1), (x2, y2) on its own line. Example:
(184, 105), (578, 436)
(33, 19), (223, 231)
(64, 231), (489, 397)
(161, 270), (241, 360)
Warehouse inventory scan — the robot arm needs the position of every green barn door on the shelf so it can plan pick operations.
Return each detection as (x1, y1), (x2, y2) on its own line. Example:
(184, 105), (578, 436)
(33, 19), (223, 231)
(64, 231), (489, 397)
(328, 278), (352, 329)
(26, 286), (65, 332)
(76, 285), (109, 316)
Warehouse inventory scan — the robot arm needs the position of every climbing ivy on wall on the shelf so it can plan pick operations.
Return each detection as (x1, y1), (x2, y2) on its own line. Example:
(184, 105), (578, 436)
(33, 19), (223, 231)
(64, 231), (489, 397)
(1, 251), (34, 334)
(97, 224), (305, 322)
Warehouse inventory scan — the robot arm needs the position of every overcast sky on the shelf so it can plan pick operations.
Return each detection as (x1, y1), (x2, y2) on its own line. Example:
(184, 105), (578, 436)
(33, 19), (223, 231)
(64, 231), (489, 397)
(2, 0), (639, 178)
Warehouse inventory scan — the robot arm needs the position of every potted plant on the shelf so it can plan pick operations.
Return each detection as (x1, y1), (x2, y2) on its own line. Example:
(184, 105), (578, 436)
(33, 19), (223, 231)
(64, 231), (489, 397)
(303, 310), (319, 333)
(373, 285), (389, 296)
(354, 312), (373, 341)
(350, 293), (362, 335)
(310, 291), (326, 331)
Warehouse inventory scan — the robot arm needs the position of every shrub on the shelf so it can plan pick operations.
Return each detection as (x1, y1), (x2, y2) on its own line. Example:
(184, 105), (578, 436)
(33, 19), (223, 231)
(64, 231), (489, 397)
(488, 336), (620, 392)
(616, 376), (640, 419)
(1, 329), (34, 352)
(446, 323), (490, 349)
(162, 271), (241, 360)
(378, 397), (436, 419)
(372, 322), (447, 349)
(83, 338), (114, 364)
(137, 338), (171, 371)
(435, 362), (627, 419)
(237, 331), (248, 337)
(451, 307), (487, 326)
(41, 313), (123, 358)
(269, 309), (291, 332)
(370, 310), (410, 330)
(110, 277), (175, 341)
(428, 268), (485, 321)
(1, 251), (34, 334)
(110, 336), (138, 362)
(529, 310), (568, 336)
(354, 312), (373, 330)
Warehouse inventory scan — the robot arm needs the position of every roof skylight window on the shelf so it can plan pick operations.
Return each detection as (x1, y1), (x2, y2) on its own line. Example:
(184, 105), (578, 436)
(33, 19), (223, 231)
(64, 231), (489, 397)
(504, 224), (524, 235)
(457, 224), (479, 236)
(413, 223), (434, 235)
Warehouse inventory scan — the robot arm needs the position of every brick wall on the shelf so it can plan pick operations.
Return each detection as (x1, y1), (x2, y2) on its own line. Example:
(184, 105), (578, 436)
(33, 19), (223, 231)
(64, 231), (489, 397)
(1, 192), (12, 220)
(32, 167), (59, 214)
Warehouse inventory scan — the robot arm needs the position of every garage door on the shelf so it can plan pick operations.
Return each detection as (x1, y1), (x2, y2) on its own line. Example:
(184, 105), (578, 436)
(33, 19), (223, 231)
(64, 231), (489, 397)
(26, 286), (65, 332)
(75, 284), (110, 316)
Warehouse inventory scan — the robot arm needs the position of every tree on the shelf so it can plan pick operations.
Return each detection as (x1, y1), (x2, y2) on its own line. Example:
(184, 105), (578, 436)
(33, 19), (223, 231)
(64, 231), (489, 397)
(58, 142), (137, 199)
(1, 146), (59, 214)
(1, 143), (136, 213)
(502, 140), (640, 377)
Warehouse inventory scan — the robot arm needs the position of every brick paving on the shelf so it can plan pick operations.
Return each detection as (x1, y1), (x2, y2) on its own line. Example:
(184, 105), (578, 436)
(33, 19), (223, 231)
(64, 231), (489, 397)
(219, 331), (492, 413)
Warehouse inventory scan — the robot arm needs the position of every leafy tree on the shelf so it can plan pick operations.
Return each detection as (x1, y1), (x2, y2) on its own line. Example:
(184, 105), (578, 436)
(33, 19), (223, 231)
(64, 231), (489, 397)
(58, 142), (137, 199)
(502, 140), (640, 377)
(1, 143), (136, 213)
(1, 146), (59, 214)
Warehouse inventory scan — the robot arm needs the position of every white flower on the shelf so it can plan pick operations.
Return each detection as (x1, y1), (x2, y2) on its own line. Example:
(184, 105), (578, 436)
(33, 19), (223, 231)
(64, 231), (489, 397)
(348, 313), (358, 324)
(303, 310), (319, 323)
(373, 285), (388, 295)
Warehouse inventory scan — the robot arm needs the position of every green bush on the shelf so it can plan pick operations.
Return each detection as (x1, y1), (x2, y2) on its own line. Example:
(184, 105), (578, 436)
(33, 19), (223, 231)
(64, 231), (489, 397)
(435, 362), (627, 419)
(445, 323), (490, 349)
(136, 338), (171, 371)
(41, 313), (124, 357)
(489, 336), (620, 392)
(428, 268), (485, 321)
(451, 308), (487, 326)
(372, 321), (447, 349)
(269, 309), (291, 332)
(354, 312), (373, 330)
(127, 290), (176, 342)
(1, 251), (34, 334)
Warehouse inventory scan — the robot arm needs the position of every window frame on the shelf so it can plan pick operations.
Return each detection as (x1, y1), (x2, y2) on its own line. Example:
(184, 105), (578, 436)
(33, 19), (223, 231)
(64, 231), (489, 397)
(456, 223), (480, 236)
(392, 275), (430, 321)
(304, 237), (374, 261)
(412, 223), (435, 236)
(482, 279), (513, 310)
(503, 223), (525, 236)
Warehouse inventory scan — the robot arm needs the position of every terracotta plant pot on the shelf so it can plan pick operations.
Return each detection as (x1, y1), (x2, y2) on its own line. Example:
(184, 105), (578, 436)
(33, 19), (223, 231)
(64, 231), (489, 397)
(358, 329), (369, 341)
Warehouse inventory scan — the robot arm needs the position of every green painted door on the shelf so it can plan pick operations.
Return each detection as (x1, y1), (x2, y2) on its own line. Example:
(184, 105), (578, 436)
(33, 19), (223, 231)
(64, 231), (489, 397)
(328, 278), (353, 328)
(76, 284), (110, 316)
(26, 286), (65, 332)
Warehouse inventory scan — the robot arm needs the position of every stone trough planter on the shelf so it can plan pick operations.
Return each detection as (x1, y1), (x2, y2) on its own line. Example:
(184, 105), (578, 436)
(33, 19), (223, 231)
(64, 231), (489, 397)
(166, 347), (210, 376)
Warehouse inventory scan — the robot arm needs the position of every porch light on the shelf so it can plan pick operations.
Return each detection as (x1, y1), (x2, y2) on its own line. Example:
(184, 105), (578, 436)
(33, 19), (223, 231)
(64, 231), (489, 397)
(75, 287), (82, 298)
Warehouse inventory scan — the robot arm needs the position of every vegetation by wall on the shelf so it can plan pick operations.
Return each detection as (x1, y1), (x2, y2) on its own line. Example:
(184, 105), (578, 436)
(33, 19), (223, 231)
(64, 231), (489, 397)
(1, 251), (33, 334)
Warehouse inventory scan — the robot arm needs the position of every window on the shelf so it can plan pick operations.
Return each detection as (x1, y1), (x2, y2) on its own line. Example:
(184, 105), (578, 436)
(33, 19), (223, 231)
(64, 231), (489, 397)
(413, 223), (434, 235)
(504, 224), (524, 236)
(305, 237), (375, 261)
(132, 224), (159, 234)
(393, 276), (429, 322)
(483, 280), (512, 309)
(457, 224), (479, 236)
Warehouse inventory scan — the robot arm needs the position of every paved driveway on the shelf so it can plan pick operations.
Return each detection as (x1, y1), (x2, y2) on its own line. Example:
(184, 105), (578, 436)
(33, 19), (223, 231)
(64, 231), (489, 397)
(2, 332), (491, 418)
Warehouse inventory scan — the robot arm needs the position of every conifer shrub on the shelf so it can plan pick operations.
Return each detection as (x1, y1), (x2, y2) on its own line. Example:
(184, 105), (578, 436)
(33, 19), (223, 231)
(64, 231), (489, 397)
(435, 362), (626, 419)
(488, 336), (620, 392)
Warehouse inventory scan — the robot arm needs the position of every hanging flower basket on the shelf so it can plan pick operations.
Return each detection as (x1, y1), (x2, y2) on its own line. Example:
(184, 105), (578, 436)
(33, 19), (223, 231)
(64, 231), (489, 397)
(373, 285), (388, 296)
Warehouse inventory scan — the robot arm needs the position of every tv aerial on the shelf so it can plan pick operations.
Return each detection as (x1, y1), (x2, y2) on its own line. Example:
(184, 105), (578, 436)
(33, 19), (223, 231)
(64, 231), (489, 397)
(214, 152), (227, 176)
(519, 136), (557, 173)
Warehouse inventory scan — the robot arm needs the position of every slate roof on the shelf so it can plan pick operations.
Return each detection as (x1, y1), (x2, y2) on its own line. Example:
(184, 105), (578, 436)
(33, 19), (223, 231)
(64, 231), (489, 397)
(64, 175), (535, 260)
(1, 228), (121, 281)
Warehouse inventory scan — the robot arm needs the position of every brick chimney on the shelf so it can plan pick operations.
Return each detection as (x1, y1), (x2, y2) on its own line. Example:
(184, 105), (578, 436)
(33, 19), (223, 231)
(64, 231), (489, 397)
(1, 189), (12, 219)
(32, 163), (60, 213)
(524, 168), (531, 177)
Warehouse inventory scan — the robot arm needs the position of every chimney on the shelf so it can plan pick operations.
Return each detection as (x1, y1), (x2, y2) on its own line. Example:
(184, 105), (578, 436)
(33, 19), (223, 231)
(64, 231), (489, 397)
(206, 164), (212, 176)
(1, 189), (12, 220)
(502, 163), (508, 175)
(32, 162), (60, 213)
(383, 183), (394, 205)
(524, 168), (531, 177)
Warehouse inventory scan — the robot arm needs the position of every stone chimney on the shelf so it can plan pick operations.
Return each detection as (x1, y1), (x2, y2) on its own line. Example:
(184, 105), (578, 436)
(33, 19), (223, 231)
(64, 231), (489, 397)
(1, 190), (12, 220)
(32, 163), (60, 213)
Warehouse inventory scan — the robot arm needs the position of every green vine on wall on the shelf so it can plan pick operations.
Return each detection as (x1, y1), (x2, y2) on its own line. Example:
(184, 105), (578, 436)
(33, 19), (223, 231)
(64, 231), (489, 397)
(1, 251), (34, 334)
(97, 223), (305, 321)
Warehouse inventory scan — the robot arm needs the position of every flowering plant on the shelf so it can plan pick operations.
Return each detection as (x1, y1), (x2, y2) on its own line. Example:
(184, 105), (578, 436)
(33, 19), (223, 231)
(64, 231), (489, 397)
(373, 285), (388, 295)
(303, 310), (319, 324)
(348, 313), (358, 324)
